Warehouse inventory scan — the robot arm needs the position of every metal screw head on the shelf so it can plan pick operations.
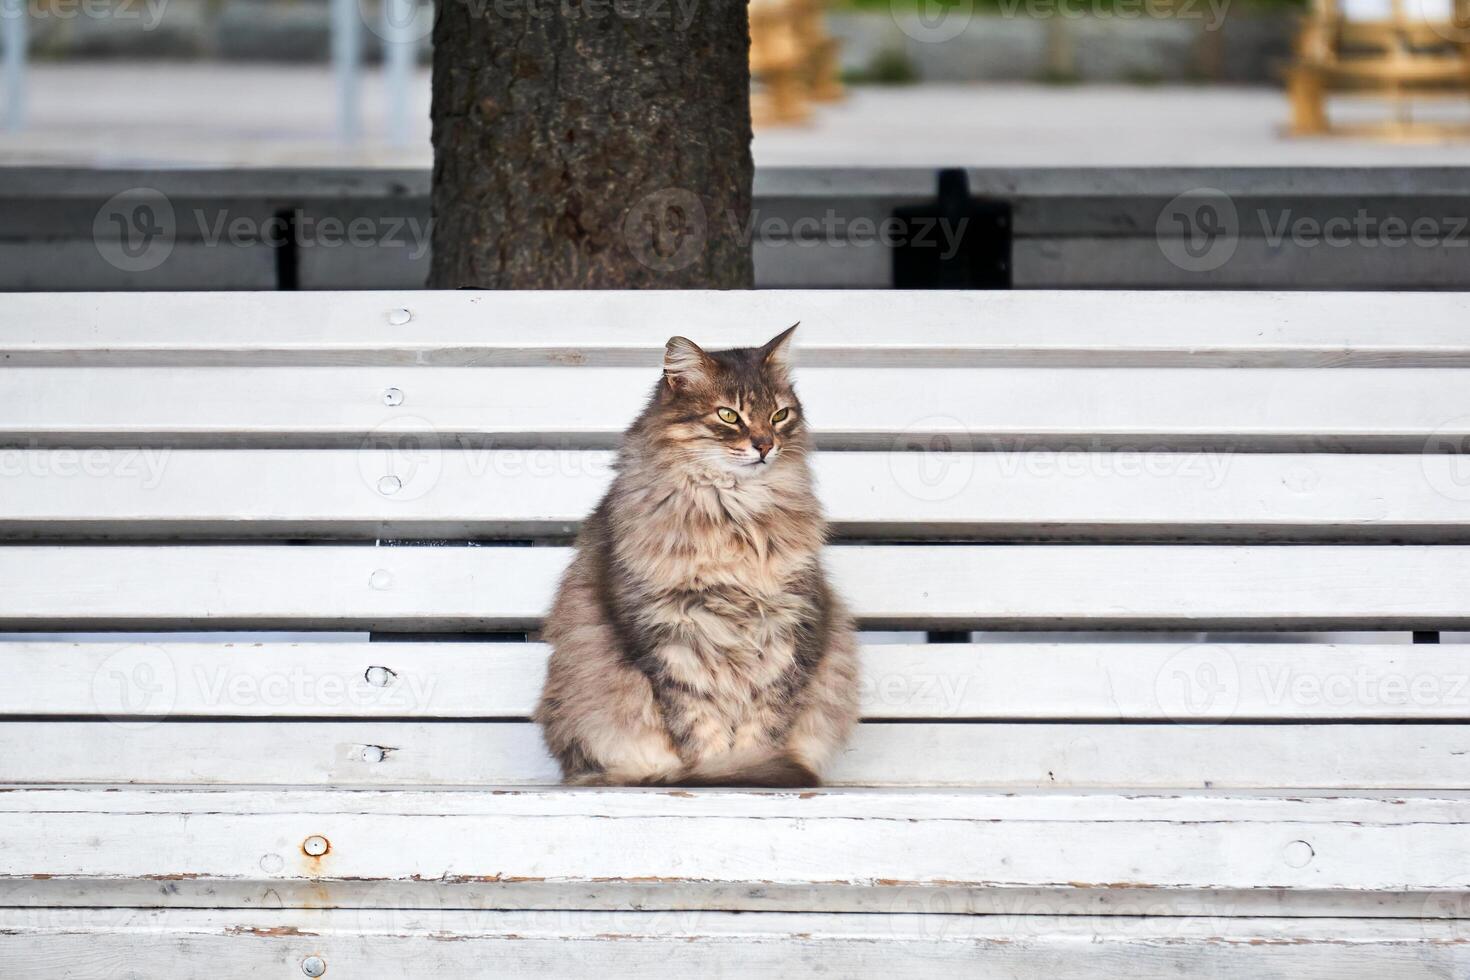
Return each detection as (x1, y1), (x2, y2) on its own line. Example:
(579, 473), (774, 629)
(302, 955), (327, 977)
(369, 569), (393, 591)
(382, 387), (404, 407)
(364, 665), (395, 688)
(1283, 839), (1315, 868)
(361, 745), (386, 764)
(387, 308), (412, 326)
(377, 475), (403, 496)
(302, 835), (330, 857)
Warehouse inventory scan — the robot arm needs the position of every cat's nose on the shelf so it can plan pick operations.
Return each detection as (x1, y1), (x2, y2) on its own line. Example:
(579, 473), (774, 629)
(752, 436), (774, 460)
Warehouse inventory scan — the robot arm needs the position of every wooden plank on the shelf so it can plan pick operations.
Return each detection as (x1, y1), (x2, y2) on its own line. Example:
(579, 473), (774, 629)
(0, 244), (278, 293)
(752, 240), (892, 288)
(8, 786), (1470, 821)
(8, 290), (1470, 367)
(2, 788), (1470, 915)
(1014, 238), (1470, 290)
(2, 544), (1469, 631)
(5, 366), (1467, 452)
(5, 449), (1470, 543)
(7, 641), (1470, 722)
(3, 720), (1470, 788)
(7, 164), (1469, 209)
(2, 909), (1466, 977)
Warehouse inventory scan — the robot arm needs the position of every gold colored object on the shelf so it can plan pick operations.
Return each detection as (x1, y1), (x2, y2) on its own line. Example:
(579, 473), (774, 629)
(1287, 0), (1470, 139)
(750, 0), (846, 126)
(795, 0), (847, 103)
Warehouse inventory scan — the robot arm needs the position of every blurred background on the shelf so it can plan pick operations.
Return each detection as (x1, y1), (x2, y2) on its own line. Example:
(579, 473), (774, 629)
(3, 0), (1470, 289)
(4, 0), (1470, 166)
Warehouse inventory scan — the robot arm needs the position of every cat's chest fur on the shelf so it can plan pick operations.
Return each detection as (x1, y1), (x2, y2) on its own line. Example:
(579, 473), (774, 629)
(611, 471), (823, 756)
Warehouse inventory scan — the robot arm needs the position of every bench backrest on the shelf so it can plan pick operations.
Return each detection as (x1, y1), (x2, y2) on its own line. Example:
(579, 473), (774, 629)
(2, 290), (1469, 790)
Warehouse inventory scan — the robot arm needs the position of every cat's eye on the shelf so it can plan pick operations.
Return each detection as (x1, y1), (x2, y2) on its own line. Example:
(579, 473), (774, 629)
(716, 407), (740, 425)
(771, 408), (790, 423)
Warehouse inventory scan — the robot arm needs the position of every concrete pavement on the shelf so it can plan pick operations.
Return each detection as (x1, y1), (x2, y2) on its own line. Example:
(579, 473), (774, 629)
(2, 62), (1470, 167)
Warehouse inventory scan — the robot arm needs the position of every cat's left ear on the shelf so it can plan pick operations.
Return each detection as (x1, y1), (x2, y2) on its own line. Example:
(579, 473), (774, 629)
(761, 323), (799, 374)
(664, 336), (713, 392)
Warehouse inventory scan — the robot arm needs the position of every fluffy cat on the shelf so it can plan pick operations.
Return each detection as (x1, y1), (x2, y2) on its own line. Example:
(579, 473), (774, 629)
(534, 325), (859, 787)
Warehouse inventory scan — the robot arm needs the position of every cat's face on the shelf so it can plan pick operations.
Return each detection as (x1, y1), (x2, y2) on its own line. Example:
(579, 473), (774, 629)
(655, 325), (805, 478)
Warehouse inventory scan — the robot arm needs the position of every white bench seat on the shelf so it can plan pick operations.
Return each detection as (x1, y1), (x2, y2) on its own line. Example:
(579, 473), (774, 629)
(5, 787), (1470, 917)
(6, 721), (1470, 788)
(4, 449), (1470, 543)
(3, 289), (1470, 973)
(5, 908), (1467, 976)
(12, 639), (1470, 789)
(7, 289), (1470, 367)
(8, 640), (1468, 721)
(6, 365), (1468, 451)
(4, 544), (1470, 631)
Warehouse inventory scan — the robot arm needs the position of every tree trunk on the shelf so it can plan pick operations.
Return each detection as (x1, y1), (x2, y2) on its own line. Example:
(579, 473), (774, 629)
(429, 0), (754, 289)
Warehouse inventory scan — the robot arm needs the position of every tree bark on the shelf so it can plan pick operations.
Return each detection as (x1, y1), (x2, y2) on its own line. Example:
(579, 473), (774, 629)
(429, 0), (754, 289)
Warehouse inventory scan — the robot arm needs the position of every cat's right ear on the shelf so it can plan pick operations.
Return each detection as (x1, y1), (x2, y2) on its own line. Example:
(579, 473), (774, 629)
(664, 336), (711, 392)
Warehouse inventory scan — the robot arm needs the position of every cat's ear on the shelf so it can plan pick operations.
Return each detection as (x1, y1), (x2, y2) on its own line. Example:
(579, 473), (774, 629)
(761, 323), (799, 374)
(664, 336), (712, 392)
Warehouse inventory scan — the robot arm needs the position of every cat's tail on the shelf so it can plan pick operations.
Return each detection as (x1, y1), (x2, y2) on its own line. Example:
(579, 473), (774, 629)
(665, 753), (820, 789)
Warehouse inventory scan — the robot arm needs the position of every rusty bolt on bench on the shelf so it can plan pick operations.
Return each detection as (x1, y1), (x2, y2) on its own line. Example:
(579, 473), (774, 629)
(301, 955), (327, 977)
(302, 835), (330, 858)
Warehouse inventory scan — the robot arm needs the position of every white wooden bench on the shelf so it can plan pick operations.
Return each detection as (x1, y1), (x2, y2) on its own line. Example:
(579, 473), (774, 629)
(3, 289), (1470, 974)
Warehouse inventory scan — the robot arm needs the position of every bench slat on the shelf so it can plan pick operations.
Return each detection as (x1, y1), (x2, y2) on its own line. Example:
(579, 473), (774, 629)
(8, 289), (1470, 953)
(4, 721), (1469, 788)
(5, 367), (1468, 451)
(9, 786), (1466, 820)
(3, 910), (1467, 976)
(2, 545), (1469, 630)
(5, 449), (1469, 543)
(8, 290), (1470, 367)
(2, 789), (1468, 915)
(7, 641), (1467, 721)
(10, 910), (1470, 974)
